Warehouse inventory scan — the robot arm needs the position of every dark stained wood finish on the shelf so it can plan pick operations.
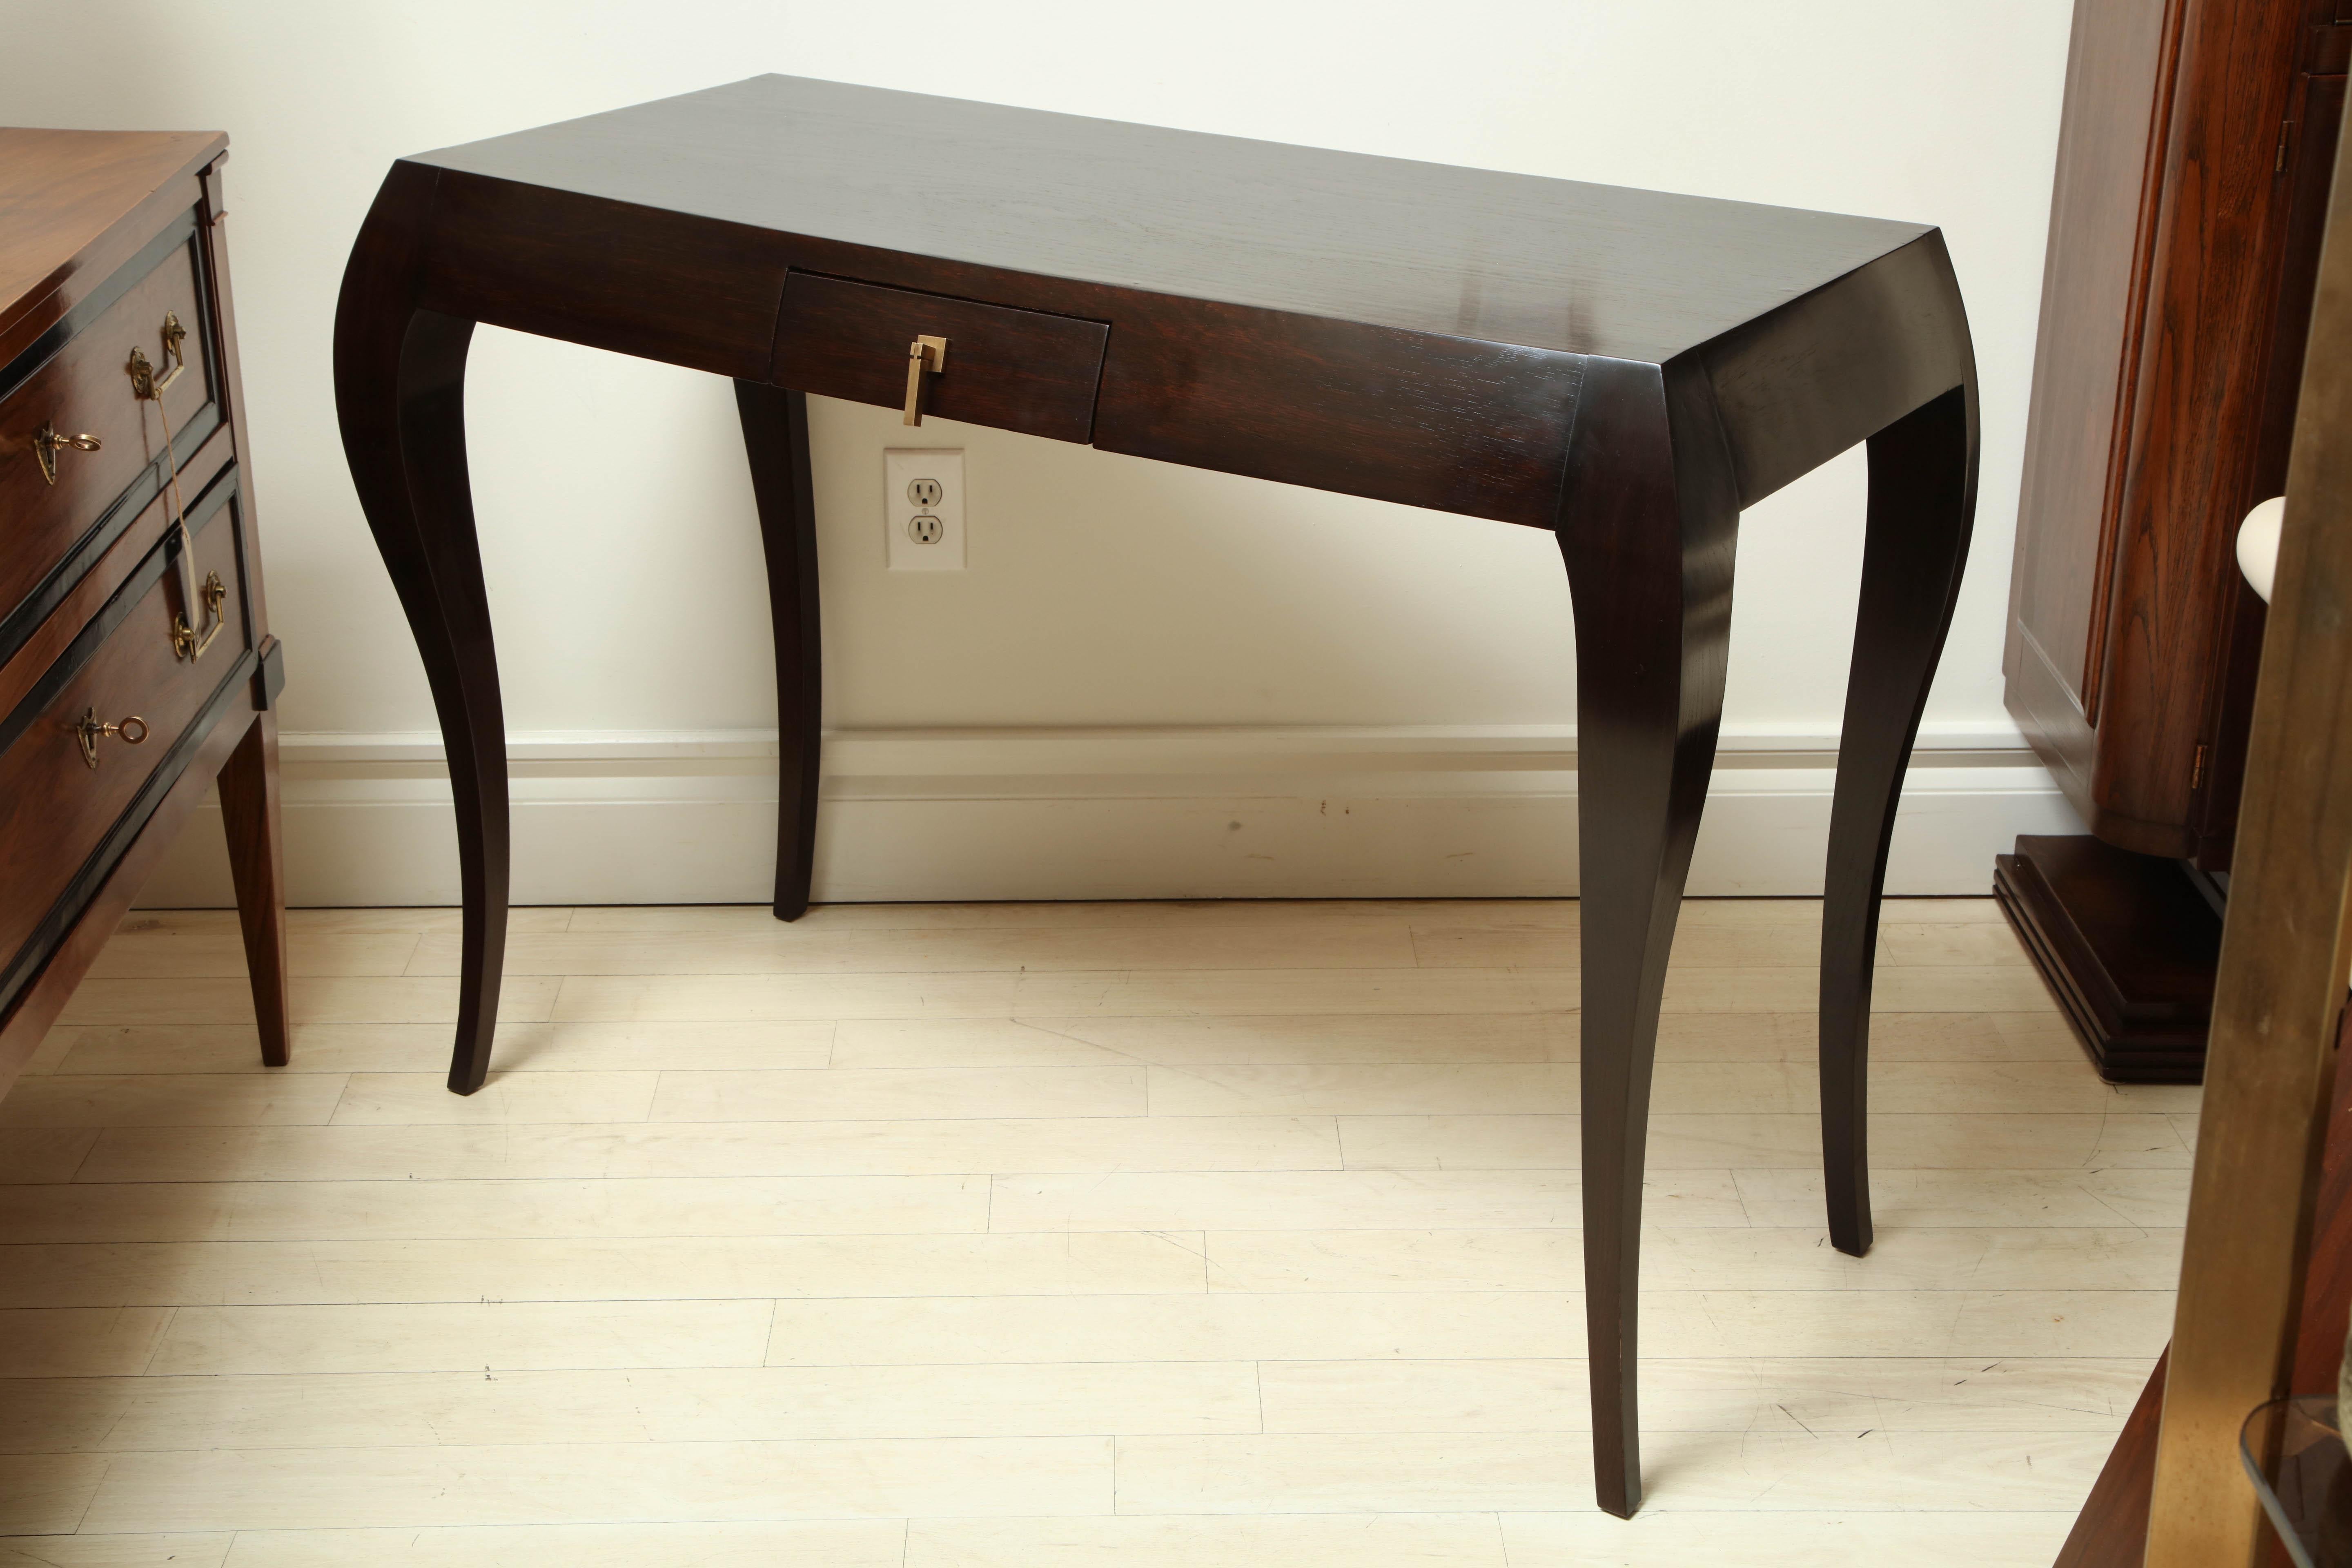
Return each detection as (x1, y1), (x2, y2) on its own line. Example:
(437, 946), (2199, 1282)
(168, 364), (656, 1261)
(2089, 0), (2315, 852)
(2053, 1350), (2169, 1568)
(2004, 0), (2176, 811)
(419, 169), (784, 380)
(410, 76), (1922, 356)
(196, 157), (274, 646)
(2002, 0), (2350, 1089)
(405, 74), (1938, 525)
(0, 476), (250, 996)
(0, 425), (233, 724)
(0, 674), (265, 1087)
(1822, 384), (1979, 1254)
(0, 127), (288, 1089)
(218, 709), (288, 1066)
(2004, 0), (2318, 856)
(774, 273), (1105, 443)
(1995, 834), (2221, 1082)
(190, 152), (289, 1073)
(334, 75), (1979, 1517)
(733, 381), (822, 922)
(1556, 353), (1740, 1518)
(0, 128), (222, 369)
(2007, 0), (2348, 856)
(2194, 577), (2274, 876)
(336, 161), (506, 1097)
(2197, 63), (2348, 871)
(1094, 298), (1582, 524)
(0, 223), (216, 644)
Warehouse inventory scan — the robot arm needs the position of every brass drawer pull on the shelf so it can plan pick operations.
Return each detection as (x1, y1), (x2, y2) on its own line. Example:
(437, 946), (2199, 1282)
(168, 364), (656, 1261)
(74, 709), (148, 769)
(32, 424), (102, 486)
(902, 334), (948, 426)
(172, 570), (227, 661)
(127, 310), (220, 662)
(126, 312), (188, 403)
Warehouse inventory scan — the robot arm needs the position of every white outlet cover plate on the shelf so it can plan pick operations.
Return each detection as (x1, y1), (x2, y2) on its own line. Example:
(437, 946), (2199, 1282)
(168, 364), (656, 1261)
(884, 448), (966, 571)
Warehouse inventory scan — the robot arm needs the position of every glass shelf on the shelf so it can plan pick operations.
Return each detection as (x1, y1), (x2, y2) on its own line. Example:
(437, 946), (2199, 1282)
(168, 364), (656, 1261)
(2243, 1396), (2352, 1568)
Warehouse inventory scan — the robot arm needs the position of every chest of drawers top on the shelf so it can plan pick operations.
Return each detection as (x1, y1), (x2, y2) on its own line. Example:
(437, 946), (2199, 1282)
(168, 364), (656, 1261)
(1, 129), (226, 364)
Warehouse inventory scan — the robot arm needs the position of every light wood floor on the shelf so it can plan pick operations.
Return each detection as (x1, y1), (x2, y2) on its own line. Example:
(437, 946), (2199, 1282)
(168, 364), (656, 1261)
(0, 896), (2191, 1566)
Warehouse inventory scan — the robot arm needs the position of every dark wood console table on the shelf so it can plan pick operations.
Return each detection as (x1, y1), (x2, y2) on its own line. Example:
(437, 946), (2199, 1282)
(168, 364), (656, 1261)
(333, 75), (1978, 1518)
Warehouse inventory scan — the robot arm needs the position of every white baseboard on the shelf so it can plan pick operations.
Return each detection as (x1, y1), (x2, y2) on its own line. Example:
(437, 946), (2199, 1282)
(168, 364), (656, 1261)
(133, 722), (2082, 907)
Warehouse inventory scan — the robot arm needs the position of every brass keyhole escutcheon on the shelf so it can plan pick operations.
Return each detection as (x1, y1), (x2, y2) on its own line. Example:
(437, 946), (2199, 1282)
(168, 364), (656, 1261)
(75, 709), (149, 769)
(902, 334), (949, 427)
(32, 423), (102, 486)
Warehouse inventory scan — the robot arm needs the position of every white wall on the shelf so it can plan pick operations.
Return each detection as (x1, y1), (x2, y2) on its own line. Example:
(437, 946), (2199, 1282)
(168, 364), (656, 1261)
(3, 0), (2083, 904)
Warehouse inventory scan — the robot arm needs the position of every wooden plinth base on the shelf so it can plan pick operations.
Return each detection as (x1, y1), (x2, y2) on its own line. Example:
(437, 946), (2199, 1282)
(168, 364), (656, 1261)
(1993, 834), (2218, 1084)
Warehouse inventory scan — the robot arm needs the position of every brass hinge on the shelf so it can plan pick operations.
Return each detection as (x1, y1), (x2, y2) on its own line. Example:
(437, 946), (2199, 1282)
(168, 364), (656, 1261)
(2192, 742), (2211, 791)
(2279, 120), (2294, 174)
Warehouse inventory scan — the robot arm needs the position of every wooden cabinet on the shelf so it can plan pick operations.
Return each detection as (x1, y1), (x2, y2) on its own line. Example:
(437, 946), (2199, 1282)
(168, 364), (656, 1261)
(1999, 0), (2348, 1079)
(0, 129), (288, 1091)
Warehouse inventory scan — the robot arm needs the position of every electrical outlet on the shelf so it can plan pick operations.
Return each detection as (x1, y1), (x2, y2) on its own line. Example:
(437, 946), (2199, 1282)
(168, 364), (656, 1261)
(885, 448), (964, 571)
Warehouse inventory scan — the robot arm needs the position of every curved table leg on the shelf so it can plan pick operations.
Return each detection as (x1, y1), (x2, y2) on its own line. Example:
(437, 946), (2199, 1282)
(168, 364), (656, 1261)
(334, 165), (507, 1095)
(1557, 358), (1741, 1519)
(733, 381), (823, 922)
(1819, 383), (1979, 1256)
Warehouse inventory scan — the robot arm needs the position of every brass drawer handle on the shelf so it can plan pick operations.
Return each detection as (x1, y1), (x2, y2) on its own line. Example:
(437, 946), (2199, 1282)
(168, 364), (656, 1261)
(126, 312), (188, 403)
(128, 310), (217, 661)
(75, 709), (149, 769)
(33, 424), (102, 486)
(172, 570), (227, 661)
(902, 334), (948, 426)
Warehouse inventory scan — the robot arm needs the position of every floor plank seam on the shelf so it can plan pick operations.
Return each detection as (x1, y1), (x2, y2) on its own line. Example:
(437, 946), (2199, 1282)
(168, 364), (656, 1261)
(0, 898), (2180, 1554)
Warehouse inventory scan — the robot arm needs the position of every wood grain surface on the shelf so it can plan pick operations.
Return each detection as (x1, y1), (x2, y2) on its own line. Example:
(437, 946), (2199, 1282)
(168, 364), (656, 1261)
(412, 74), (1927, 361)
(0, 125), (287, 1136)
(0, 476), (249, 986)
(2004, 0), (2342, 858)
(773, 272), (1105, 443)
(0, 129), (221, 367)
(0, 225), (214, 644)
(0, 893), (2189, 1564)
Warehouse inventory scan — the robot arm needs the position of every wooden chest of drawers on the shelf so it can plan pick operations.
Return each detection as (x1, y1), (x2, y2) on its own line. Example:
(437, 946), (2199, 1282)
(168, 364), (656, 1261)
(0, 129), (287, 1091)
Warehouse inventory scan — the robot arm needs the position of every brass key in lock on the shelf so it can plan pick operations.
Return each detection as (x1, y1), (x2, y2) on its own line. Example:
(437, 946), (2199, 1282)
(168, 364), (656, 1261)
(74, 709), (148, 769)
(902, 335), (948, 426)
(33, 424), (102, 486)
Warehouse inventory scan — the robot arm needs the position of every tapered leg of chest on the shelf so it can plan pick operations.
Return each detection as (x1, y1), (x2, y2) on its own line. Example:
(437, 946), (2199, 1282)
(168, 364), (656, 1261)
(1556, 360), (1740, 1519)
(218, 712), (290, 1067)
(334, 169), (508, 1094)
(1819, 384), (1979, 1256)
(734, 382), (823, 922)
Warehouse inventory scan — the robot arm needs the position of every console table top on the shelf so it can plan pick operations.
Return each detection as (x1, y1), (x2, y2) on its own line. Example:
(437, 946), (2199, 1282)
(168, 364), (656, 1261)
(411, 73), (1929, 363)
